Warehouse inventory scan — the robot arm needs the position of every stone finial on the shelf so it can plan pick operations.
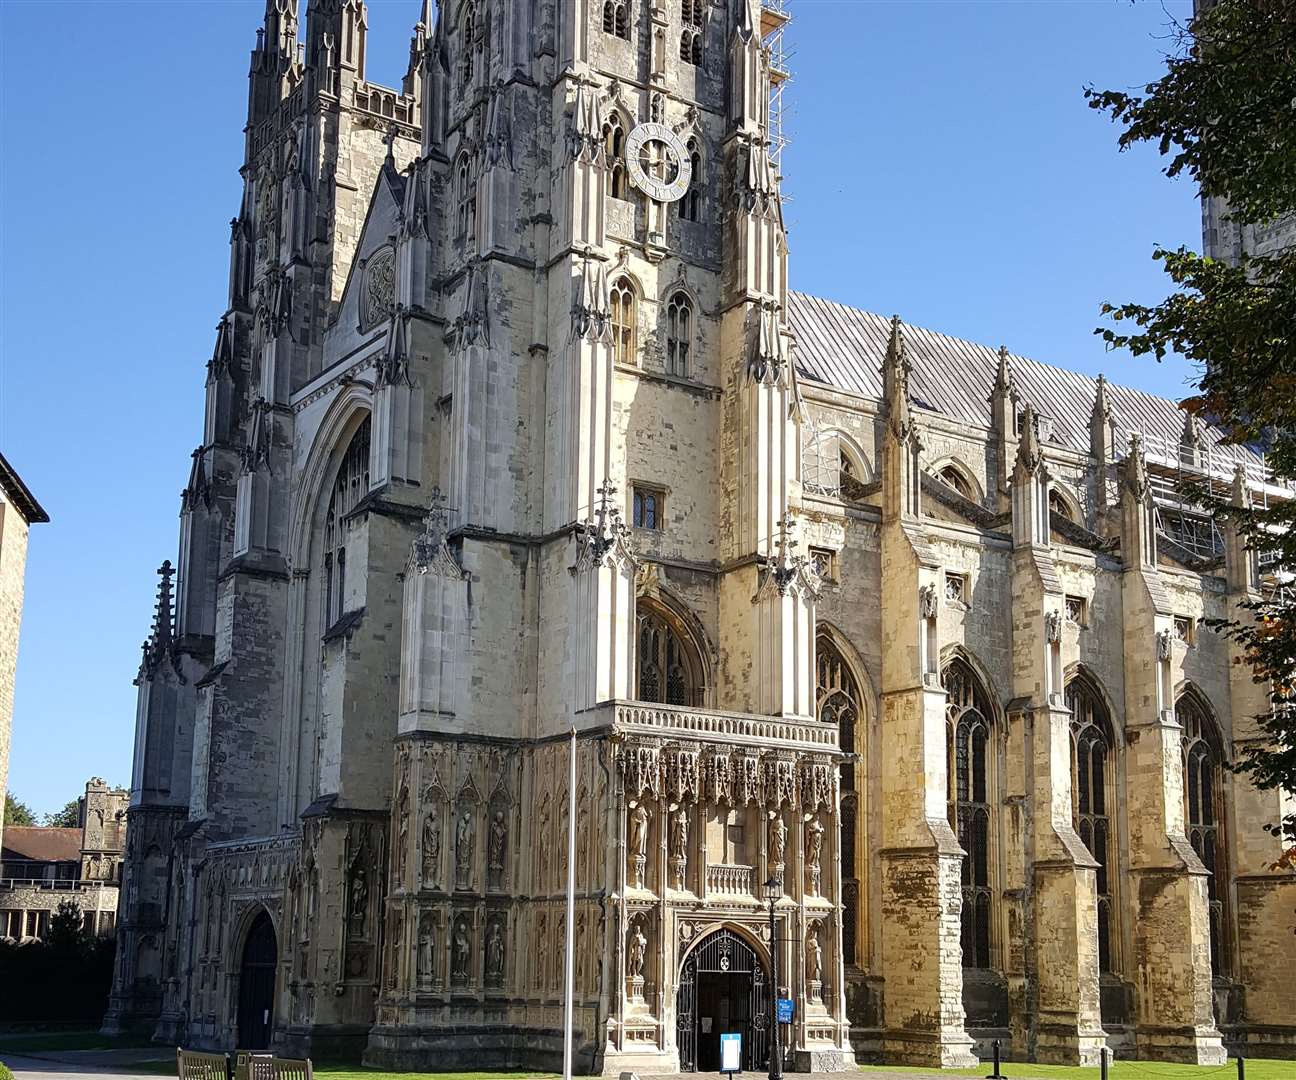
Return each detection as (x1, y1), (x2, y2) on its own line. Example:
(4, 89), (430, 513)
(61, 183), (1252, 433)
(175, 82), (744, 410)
(376, 306), (414, 388)
(1122, 434), (1150, 501)
(570, 82), (603, 162)
(454, 261), (489, 349)
(149, 561), (175, 657)
(736, 0), (759, 41)
(1092, 374), (1111, 424)
(992, 345), (1014, 399)
(485, 84), (514, 169)
(1014, 403), (1043, 475)
(411, 487), (465, 578)
(572, 257), (611, 342)
(748, 304), (786, 384)
(881, 314), (912, 437)
(1231, 462), (1248, 508)
(576, 479), (634, 566)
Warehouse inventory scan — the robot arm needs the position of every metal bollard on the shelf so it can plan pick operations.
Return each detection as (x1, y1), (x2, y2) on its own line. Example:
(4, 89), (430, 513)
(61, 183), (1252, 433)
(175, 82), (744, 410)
(985, 1038), (1005, 1080)
(1100, 1047), (1108, 1080)
(1238, 1054), (1245, 1080)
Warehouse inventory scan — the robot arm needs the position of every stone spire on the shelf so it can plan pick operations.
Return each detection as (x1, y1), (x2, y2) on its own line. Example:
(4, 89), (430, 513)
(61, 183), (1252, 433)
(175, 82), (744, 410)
(1179, 410), (1202, 469)
(1120, 435), (1157, 569)
(1014, 402), (1043, 476)
(881, 315), (912, 439)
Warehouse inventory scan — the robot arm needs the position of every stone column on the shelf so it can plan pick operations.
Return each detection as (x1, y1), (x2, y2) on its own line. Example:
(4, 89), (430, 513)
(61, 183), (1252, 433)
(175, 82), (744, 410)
(1119, 440), (1226, 1064)
(877, 318), (976, 1068)
(1009, 407), (1107, 1064)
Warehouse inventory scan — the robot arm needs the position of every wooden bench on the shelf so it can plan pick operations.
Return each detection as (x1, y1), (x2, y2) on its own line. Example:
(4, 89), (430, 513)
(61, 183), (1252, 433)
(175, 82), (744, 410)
(233, 1052), (274, 1080)
(270, 1058), (313, 1080)
(176, 1049), (230, 1080)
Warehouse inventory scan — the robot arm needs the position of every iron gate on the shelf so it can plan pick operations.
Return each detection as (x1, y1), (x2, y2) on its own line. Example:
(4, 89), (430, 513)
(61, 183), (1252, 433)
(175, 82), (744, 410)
(675, 928), (770, 1072)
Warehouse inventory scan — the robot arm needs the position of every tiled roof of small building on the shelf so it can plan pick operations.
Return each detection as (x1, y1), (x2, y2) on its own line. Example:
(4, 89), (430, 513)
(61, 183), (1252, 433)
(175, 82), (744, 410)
(1, 827), (81, 863)
(788, 291), (1261, 470)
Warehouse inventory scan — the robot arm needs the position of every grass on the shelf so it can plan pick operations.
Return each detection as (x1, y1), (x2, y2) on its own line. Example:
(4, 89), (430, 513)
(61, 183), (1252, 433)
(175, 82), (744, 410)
(859, 1062), (1285, 1080)
(0, 1030), (156, 1054)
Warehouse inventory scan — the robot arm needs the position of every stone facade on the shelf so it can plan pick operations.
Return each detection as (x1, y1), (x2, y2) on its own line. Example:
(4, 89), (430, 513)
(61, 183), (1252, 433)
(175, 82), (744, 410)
(106, 0), (1295, 1071)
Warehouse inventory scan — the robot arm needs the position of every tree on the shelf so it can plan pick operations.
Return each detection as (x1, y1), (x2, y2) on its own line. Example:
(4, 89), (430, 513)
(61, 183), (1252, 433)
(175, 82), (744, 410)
(4, 793), (36, 827)
(1087, 0), (1296, 853)
(44, 898), (87, 951)
(43, 800), (80, 828)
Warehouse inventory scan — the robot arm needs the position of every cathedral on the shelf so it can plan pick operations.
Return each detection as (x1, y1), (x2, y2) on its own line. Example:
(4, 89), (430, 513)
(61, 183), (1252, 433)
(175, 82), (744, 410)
(104, 0), (1296, 1072)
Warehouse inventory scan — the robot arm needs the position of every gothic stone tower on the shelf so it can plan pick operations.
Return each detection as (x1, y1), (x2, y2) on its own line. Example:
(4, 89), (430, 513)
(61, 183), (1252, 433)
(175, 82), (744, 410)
(107, 0), (852, 1070)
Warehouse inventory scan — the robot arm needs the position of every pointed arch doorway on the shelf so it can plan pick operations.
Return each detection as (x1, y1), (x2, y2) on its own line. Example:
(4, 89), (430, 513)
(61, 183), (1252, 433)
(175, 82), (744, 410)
(236, 910), (277, 1050)
(676, 928), (770, 1072)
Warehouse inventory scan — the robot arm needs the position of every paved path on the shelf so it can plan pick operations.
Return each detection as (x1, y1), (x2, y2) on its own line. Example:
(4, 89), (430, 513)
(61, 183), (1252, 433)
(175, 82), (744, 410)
(1, 1048), (172, 1080)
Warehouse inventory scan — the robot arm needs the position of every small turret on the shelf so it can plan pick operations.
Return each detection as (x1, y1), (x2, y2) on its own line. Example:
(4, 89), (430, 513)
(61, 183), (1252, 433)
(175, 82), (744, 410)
(1120, 435), (1157, 570)
(989, 344), (1017, 509)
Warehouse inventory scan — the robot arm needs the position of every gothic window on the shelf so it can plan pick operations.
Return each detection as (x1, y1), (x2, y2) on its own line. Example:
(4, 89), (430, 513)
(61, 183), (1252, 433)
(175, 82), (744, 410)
(455, 154), (476, 245)
(938, 463), (972, 500)
(666, 292), (693, 377)
(680, 137), (703, 222)
(460, 4), (476, 91)
(632, 485), (665, 530)
(636, 602), (703, 707)
(1067, 676), (1116, 973)
(323, 416), (370, 630)
(603, 0), (630, 39)
(724, 807), (746, 864)
(680, 0), (703, 64)
(604, 113), (629, 199)
(1179, 692), (1230, 977)
(944, 657), (994, 970)
(1049, 487), (1076, 523)
(818, 630), (862, 965)
(611, 276), (636, 365)
(840, 449), (868, 501)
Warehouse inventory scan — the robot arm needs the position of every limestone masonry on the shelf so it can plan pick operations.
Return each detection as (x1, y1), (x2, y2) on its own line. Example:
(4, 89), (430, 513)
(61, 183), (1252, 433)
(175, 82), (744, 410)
(105, 0), (1296, 1071)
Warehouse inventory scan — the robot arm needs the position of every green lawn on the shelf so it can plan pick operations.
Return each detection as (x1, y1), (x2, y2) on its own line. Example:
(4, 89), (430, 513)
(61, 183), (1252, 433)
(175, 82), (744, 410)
(0, 1031), (156, 1053)
(859, 1062), (1283, 1080)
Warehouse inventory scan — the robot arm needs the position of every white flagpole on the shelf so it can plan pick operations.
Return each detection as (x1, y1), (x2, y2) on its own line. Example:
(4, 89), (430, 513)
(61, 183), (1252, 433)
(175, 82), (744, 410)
(563, 727), (577, 1080)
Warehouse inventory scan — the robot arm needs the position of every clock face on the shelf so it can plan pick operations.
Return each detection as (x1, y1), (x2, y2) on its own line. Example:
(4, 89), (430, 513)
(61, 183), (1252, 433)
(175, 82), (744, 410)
(625, 122), (693, 203)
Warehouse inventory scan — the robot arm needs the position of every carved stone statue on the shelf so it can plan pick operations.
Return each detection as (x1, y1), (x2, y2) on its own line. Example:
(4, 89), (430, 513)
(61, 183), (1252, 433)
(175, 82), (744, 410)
(538, 803), (551, 887)
(488, 809), (507, 890)
(455, 807), (474, 888)
(421, 809), (441, 888)
(486, 919), (505, 982)
(387, 912), (403, 990)
(806, 817), (825, 894)
(1045, 609), (1063, 644)
(919, 582), (939, 620)
(630, 803), (649, 859)
(535, 912), (547, 989)
(628, 921), (648, 980)
(417, 914), (435, 987)
(768, 813), (786, 866)
(348, 863), (368, 939)
(806, 925), (822, 984)
(395, 792), (409, 883)
(670, 807), (689, 890)
(453, 919), (471, 981)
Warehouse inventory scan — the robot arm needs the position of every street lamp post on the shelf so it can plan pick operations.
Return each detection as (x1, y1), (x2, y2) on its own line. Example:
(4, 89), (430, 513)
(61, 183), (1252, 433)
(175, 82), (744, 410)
(763, 876), (783, 1080)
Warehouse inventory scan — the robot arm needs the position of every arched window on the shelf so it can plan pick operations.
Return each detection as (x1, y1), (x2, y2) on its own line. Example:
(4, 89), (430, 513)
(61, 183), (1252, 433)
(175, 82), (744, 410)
(636, 602), (703, 706)
(1067, 676), (1116, 973)
(666, 292), (692, 377)
(604, 113), (628, 199)
(455, 154), (476, 244)
(680, 0), (703, 64)
(611, 276), (636, 366)
(938, 463), (973, 500)
(817, 631), (862, 965)
(944, 657), (993, 970)
(460, 4), (476, 91)
(840, 449), (868, 501)
(1179, 693), (1229, 977)
(602, 0), (630, 40)
(1049, 487), (1076, 523)
(680, 137), (702, 222)
(323, 416), (371, 629)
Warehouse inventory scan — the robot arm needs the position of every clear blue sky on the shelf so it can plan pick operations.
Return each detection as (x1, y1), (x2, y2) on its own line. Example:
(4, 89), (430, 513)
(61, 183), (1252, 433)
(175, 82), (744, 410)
(0, 0), (1196, 817)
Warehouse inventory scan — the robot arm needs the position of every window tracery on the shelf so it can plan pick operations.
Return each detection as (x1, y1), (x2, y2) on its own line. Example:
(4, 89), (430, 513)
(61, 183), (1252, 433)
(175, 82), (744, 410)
(817, 631), (862, 964)
(611, 276), (636, 366)
(636, 602), (702, 706)
(455, 153), (476, 244)
(460, 4), (476, 91)
(603, 0), (630, 39)
(1049, 487), (1076, 523)
(323, 417), (371, 630)
(944, 657), (993, 970)
(680, 0), (703, 64)
(666, 292), (692, 377)
(680, 137), (703, 222)
(937, 463), (972, 500)
(604, 113), (629, 198)
(1067, 677), (1116, 972)
(1179, 693), (1229, 976)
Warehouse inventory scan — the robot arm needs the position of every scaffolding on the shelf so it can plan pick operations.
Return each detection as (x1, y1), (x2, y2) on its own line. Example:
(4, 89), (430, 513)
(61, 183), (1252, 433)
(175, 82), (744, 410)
(761, 0), (792, 178)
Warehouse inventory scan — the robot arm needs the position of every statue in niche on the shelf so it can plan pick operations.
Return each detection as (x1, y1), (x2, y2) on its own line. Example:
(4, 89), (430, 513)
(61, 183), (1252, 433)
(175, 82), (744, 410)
(576, 809), (589, 885)
(629, 803), (649, 860)
(455, 807), (474, 889)
(535, 912), (547, 988)
(395, 791), (409, 884)
(453, 919), (471, 981)
(422, 808), (441, 888)
(670, 807), (688, 889)
(417, 914), (435, 987)
(537, 802), (551, 888)
(627, 920), (648, 980)
(806, 924), (822, 985)
(488, 809), (507, 890)
(805, 817), (825, 894)
(485, 919), (505, 982)
(768, 812), (786, 866)
(387, 913), (403, 990)
(348, 863), (368, 939)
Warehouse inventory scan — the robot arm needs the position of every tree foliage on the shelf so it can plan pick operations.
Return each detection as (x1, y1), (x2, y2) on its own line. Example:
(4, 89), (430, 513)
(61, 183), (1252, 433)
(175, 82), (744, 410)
(4, 792), (36, 827)
(1087, 0), (1296, 853)
(43, 799), (81, 829)
(44, 898), (88, 951)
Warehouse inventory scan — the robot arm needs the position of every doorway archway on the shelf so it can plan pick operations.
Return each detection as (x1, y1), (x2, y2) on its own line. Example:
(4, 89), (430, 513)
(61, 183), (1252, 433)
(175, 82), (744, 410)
(236, 910), (277, 1050)
(676, 928), (770, 1072)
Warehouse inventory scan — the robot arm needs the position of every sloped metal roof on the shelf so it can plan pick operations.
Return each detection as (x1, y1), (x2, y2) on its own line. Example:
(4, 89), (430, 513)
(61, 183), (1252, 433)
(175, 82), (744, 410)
(788, 291), (1259, 471)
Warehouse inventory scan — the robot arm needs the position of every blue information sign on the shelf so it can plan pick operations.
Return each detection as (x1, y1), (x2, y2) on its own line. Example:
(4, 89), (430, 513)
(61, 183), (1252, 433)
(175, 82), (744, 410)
(719, 1031), (743, 1074)
(776, 997), (794, 1024)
